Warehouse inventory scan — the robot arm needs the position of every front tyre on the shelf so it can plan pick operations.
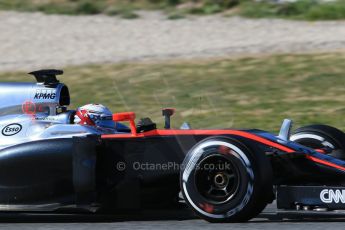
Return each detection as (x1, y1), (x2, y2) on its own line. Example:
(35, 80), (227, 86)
(180, 137), (272, 222)
(291, 125), (345, 159)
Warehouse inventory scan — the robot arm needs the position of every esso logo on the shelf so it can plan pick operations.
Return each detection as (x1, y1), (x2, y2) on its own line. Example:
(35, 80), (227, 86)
(2, 124), (22, 136)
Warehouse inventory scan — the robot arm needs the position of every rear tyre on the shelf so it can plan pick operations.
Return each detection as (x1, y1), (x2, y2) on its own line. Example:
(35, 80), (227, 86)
(180, 137), (272, 223)
(291, 125), (345, 159)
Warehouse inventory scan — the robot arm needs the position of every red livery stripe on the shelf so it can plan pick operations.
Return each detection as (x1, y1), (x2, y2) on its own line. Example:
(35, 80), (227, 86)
(102, 129), (295, 153)
(306, 155), (345, 171)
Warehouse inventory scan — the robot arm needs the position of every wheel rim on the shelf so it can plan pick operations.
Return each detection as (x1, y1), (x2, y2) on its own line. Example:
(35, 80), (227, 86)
(194, 154), (240, 204)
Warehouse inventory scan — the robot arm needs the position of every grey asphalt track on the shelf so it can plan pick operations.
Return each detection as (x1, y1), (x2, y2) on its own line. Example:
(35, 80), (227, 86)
(1, 204), (345, 230)
(1, 220), (345, 230)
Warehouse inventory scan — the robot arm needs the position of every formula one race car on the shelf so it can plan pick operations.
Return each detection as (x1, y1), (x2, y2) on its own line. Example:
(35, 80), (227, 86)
(1, 69), (345, 223)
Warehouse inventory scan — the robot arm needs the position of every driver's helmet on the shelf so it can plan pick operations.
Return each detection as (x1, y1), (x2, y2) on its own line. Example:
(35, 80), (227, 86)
(74, 104), (115, 129)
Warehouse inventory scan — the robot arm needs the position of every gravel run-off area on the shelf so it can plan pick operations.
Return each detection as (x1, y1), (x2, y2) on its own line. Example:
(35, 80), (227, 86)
(1, 11), (345, 72)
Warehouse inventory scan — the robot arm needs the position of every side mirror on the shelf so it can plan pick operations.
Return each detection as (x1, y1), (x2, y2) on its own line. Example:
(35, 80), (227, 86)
(113, 112), (136, 135)
(162, 108), (175, 129)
